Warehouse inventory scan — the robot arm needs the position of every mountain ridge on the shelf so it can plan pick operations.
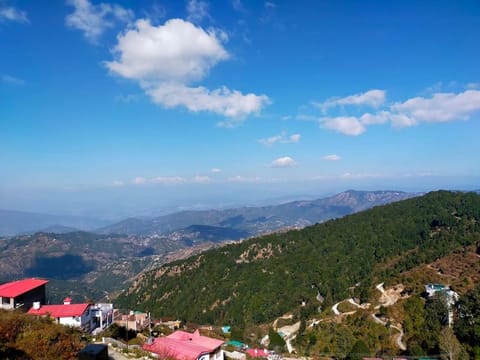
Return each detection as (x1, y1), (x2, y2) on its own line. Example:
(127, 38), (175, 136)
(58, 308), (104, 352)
(97, 190), (419, 236)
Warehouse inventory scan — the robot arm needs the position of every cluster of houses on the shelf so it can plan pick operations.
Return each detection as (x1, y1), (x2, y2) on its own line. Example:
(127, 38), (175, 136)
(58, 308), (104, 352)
(1, 278), (461, 360)
(0, 278), (113, 333)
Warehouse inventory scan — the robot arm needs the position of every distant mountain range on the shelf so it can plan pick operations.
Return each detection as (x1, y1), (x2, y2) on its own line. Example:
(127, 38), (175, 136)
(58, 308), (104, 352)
(97, 190), (419, 237)
(0, 209), (109, 236)
(0, 190), (419, 237)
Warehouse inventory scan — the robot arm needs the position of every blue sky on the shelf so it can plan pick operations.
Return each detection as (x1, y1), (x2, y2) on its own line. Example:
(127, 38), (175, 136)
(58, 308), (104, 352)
(1, 0), (479, 218)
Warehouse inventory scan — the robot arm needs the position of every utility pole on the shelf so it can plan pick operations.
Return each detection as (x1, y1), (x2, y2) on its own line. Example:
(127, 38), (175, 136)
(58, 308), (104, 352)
(148, 311), (152, 337)
(126, 312), (129, 353)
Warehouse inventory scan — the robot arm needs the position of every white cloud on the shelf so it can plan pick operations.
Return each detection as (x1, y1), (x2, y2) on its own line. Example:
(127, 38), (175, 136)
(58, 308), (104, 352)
(211, 168), (222, 173)
(265, 1), (277, 8)
(390, 90), (480, 126)
(270, 156), (296, 168)
(146, 82), (269, 119)
(65, 0), (133, 43)
(0, 74), (25, 85)
(106, 18), (269, 121)
(258, 132), (301, 146)
(322, 154), (341, 161)
(193, 175), (212, 183)
(186, 0), (210, 23)
(0, 5), (28, 23)
(359, 111), (390, 125)
(317, 89), (480, 135)
(258, 134), (282, 146)
(289, 134), (301, 142)
(321, 116), (366, 136)
(106, 18), (227, 82)
(316, 89), (386, 112)
(134, 176), (147, 184)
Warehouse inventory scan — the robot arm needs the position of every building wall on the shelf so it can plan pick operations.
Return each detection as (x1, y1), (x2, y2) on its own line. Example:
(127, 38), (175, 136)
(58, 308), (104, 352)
(59, 316), (82, 328)
(15, 285), (46, 311)
(198, 348), (224, 360)
(58, 306), (93, 331)
(0, 297), (14, 310)
(0, 285), (46, 311)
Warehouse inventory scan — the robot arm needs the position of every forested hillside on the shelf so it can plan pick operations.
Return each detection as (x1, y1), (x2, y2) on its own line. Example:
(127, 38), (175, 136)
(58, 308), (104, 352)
(116, 191), (480, 328)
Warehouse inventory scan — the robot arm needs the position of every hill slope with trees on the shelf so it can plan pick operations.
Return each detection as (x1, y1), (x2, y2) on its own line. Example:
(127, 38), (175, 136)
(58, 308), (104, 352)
(116, 191), (480, 328)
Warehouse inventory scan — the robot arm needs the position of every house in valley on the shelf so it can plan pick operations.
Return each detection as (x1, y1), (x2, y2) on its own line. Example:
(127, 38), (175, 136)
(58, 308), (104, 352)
(0, 278), (48, 310)
(143, 329), (224, 360)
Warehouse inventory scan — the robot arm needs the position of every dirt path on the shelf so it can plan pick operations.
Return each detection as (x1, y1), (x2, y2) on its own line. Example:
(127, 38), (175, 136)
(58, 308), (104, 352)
(390, 324), (406, 351)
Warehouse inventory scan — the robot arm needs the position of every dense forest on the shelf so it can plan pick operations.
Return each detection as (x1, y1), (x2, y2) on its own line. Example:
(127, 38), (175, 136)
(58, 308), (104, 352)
(116, 190), (480, 357)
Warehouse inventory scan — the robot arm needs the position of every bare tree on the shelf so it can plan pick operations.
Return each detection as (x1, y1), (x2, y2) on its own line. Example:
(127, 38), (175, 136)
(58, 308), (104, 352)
(439, 327), (461, 360)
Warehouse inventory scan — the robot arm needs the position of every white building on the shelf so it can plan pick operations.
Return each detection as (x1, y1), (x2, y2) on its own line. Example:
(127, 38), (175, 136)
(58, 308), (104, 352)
(424, 284), (459, 326)
(28, 297), (95, 332)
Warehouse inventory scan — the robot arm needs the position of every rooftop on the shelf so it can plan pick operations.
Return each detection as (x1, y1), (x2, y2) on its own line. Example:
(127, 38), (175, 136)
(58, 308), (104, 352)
(143, 330), (224, 360)
(0, 278), (48, 298)
(28, 303), (90, 318)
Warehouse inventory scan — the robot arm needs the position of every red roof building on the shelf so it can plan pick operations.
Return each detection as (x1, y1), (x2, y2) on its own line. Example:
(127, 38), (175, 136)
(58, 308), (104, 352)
(28, 303), (90, 318)
(0, 278), (48, 311)
(28, 299), (94, 331)
(143, 330), (224, 360)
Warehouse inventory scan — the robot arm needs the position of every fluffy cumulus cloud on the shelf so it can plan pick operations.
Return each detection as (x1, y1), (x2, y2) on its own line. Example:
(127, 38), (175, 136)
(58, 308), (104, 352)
(106, 19), (227, 82)
(270, 156), (296, 168)
(0, 3), (28, 23)
(65, 0), (133, 42)
(321, 116), (366, 136)
(390, 90), (480, 127)
(316, 89), (386, 113)
(105, 18), (269, 122)
(317, 89), (480, 136)
(258, 132), (301, 146)
(146, 82), (268, 119)
(322, 154), (341, 161)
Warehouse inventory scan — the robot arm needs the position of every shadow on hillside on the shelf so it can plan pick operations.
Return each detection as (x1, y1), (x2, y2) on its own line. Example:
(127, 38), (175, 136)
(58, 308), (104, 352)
(25, 254), (94, 280)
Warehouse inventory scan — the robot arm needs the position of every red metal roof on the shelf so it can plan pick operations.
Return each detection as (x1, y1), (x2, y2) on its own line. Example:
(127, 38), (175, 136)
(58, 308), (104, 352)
(143, 330), (224, 360)
(246, 349), (269, 358)
(0, 278), (48, 298)
(28, 303), (90, 318)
